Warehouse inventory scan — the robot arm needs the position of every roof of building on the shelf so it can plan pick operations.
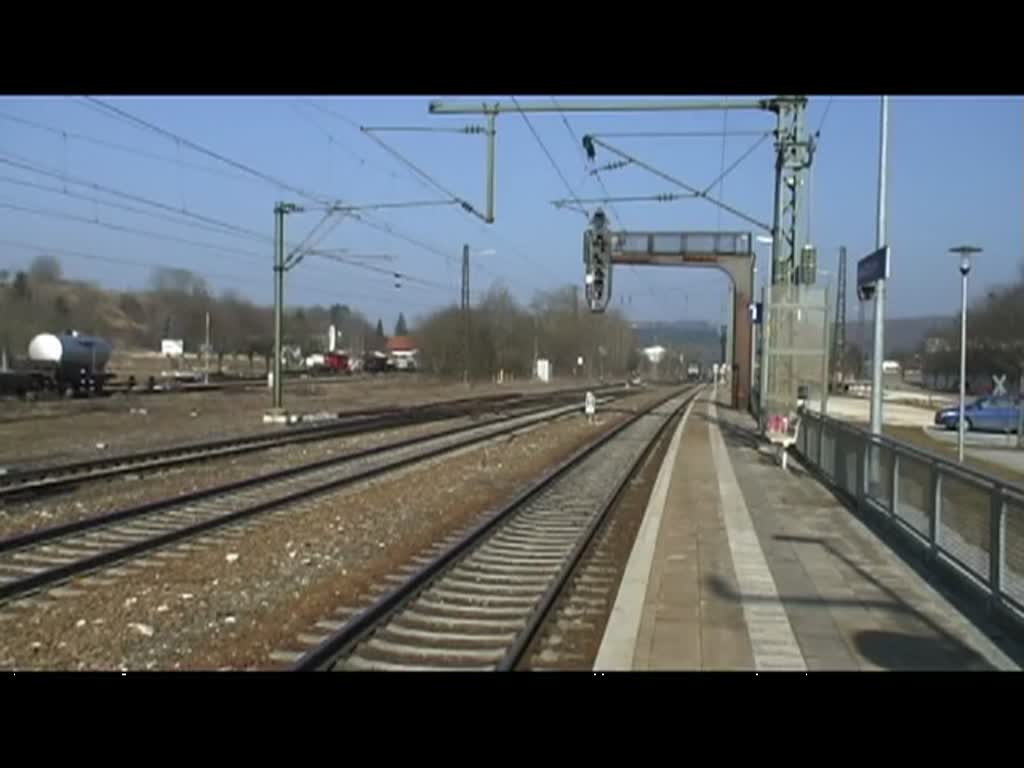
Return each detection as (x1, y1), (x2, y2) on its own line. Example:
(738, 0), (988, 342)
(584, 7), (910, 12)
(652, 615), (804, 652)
(385, 335), (417, 352)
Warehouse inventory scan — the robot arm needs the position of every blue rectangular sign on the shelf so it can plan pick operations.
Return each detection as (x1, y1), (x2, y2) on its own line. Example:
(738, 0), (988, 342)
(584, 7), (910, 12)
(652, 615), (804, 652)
(857, 245), (890, 287)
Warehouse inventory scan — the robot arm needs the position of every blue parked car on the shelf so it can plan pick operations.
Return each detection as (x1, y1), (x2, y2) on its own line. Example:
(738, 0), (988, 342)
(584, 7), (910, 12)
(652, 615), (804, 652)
(934, 395), (1022, 432)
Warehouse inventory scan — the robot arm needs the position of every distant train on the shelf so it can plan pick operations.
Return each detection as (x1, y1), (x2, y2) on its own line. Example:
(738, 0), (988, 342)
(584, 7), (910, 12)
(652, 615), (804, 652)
(686, 361), (702, 382)
(0, 331), (114, 398)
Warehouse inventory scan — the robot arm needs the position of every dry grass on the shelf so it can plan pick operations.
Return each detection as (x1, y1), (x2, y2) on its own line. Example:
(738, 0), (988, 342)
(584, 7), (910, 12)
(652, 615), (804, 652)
(882, 426), (1024, 489)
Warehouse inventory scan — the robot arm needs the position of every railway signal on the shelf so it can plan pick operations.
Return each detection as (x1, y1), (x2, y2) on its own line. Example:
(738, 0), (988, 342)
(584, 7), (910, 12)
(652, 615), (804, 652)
(583, 209), (613, 313)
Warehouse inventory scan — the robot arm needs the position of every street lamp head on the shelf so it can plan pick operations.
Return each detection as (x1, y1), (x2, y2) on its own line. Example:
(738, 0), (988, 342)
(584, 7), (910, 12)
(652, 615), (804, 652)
(755, 235), (774, 245)
(949, 244), (982, 276)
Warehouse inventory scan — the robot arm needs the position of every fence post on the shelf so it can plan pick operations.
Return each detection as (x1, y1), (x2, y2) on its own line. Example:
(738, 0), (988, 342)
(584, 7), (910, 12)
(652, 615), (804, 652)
(856, 432), (867, 512)
(889, 449), (900, 520)
(928, 463), (942, 561)
(989, 486), (1005, 611)
(817, 417), (824, 470)
(837, 424), (845, 484)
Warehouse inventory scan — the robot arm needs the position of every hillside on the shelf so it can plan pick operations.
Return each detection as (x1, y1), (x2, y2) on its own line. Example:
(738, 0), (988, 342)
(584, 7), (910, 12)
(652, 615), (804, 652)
(844, 315), (952, 356)
(0, 259), (380, 364)
(631, 314), (955, 367)
(2, 276), (142, 350)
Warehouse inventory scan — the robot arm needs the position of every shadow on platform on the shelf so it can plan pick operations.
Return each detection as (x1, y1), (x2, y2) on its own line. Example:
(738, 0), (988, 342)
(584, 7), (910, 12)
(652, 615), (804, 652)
(707, 533), (1001, 670)
(852, 629), (993, 671)
(696, 409), (778, 468)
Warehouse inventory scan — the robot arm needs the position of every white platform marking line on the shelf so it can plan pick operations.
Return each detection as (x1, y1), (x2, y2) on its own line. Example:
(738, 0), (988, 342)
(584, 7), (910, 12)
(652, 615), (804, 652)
(708, 402), (807, 672)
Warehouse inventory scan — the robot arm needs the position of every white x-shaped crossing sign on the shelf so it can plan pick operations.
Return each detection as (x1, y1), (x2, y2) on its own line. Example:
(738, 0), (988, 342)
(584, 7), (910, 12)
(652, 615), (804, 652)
(992, 374), (1007, 396)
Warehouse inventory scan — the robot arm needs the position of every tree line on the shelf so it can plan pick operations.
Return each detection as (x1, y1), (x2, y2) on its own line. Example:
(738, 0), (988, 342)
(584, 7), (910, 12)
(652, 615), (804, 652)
(0, 256), (384, 369)
(415, 284), (640, 380)
(919, 262), (1024, 388)
(1, 255), (642, 380)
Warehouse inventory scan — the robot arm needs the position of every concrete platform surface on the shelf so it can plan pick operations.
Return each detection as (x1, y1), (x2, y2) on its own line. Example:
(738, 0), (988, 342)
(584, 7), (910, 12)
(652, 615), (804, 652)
(594, 391), (1022, 672)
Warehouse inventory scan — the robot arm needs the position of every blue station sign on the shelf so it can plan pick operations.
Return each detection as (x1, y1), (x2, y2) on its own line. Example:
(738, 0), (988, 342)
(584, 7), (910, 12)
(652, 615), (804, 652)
(857, 245), (890, 287)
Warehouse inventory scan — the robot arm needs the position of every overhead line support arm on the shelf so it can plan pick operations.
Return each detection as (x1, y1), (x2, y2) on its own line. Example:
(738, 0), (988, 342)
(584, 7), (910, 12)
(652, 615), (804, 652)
(429, 99), (777, 114)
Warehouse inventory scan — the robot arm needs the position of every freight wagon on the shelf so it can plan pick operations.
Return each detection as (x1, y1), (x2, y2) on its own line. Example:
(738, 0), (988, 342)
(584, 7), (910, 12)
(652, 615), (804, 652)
(0, 331), (114, 398)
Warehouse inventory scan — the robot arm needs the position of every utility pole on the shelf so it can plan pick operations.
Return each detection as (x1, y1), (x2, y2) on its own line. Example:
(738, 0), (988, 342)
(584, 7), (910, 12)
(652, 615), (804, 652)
(462, 244), (470, 386)
(769, 98), (812, 286)
(533, 315), (539, 377)
(204, 310), (211, 384)
(869, 97), (889, 438)
(572, 285), (580, 377)
(271, 201), (300, 416)
(761, 97), (812, 430)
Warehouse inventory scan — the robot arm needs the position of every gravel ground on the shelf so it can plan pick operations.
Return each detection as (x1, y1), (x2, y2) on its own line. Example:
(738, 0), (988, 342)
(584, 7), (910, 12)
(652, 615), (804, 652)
(0, 376), (602, 467)
(0, 413), (481, 541)
(0, 389), (665, 671)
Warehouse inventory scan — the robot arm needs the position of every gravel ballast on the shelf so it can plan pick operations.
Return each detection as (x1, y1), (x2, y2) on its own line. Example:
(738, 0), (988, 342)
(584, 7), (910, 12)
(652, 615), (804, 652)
(0, 389), (665, 670)
(0, 414), (484, 541)
(0, 377), (602, 467)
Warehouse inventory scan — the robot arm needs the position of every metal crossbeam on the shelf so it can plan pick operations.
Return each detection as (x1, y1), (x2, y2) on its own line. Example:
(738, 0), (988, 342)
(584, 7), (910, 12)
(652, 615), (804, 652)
(610, 231), (753, 259)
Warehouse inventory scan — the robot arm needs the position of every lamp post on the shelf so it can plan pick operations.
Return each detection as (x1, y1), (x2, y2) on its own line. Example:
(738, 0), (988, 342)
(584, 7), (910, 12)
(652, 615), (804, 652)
(950, 244), (982, 463)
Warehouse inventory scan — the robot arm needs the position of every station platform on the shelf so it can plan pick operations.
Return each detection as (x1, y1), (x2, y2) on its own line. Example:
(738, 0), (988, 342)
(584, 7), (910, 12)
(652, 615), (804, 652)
(594, 389), (1023, 671)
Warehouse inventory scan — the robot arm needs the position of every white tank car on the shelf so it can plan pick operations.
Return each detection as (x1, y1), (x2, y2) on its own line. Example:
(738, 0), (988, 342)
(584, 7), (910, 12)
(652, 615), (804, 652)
(28, 332), (112, 374)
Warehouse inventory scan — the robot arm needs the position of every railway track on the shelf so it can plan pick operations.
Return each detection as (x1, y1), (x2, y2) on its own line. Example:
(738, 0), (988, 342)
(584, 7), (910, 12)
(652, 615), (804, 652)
(0, 384), (625, 502)
(289, 385), (698, 672)
(0, 391), (631, 604)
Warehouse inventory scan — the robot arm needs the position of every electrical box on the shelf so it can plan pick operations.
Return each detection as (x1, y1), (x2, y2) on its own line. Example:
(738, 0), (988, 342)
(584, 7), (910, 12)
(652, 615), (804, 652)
(799, 244), (817, 285)
(535, 358), (552, 383)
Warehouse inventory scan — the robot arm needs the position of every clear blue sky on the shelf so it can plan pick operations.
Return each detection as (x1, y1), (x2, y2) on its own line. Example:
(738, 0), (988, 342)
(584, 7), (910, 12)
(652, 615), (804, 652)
(0, 95), (1020, 333)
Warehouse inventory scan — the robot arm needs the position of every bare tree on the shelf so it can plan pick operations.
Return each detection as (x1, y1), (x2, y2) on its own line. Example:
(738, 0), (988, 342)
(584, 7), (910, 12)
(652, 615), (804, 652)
(28, 254), (62, 284)
(414, 283), (637, 381)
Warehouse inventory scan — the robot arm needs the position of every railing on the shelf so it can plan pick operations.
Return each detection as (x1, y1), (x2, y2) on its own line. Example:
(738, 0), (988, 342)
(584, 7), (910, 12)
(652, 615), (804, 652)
(794, 410), (1024, 633)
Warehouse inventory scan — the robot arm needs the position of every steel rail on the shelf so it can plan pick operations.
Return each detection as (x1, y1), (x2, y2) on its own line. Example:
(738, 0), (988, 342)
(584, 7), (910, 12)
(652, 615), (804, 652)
(290, 385), (698, 671)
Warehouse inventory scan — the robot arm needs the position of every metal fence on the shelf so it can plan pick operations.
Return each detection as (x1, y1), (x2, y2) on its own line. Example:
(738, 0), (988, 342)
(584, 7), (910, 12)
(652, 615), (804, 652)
(794, 411), (1024, 631)
(760, 284), (830, 425)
